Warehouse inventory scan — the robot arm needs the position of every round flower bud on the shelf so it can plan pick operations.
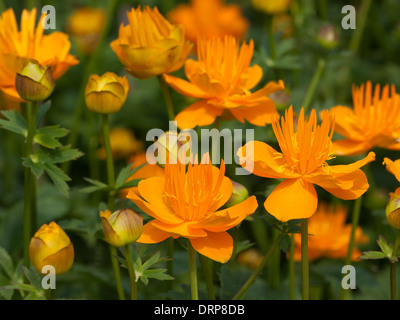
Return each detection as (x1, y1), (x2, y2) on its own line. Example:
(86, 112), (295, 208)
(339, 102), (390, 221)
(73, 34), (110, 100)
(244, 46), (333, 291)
(386, 188), (400, 229)
(29, 222), (74, 275)
(15, 59), (55, 101)
(85, 72), (129, 114)
(226, 180), (249, 207)
(154, 131), (192, 167)
(317, 24), (339, 50)
(100, 208), (143, 247)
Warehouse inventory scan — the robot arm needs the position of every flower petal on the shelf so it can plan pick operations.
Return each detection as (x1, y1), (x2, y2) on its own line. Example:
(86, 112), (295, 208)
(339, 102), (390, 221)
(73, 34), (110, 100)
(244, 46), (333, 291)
(327, 106), (364, 141)
(175, 100), (224, 129)
(229, 99), (278, 126)
(265, 178), (318, 222)
(163, 73), (208, 99)
(331, 139), (371, 156)
(383, 157), (400, 183)
(151, 220), (208, 238)
(237, 141), (299, 178)
(190, 231), (233, 263)
(137, 221), (171, 244)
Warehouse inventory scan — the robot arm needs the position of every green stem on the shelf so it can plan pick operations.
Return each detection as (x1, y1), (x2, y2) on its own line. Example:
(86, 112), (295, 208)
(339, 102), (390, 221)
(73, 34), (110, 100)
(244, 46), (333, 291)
(349, 0), (373, 54)
(188, 240), (198, 300)
(302, 59), (326, 113)
(62, 0), (119, 175)
(157, 75), (175, 121)
(23, 101), (39, 267)
(301, 218), (309, 300)
(124, 245), (138, 300)
(289, 233), (295, 300)
(102, 114), (125, 300)
(266, 14), (276, 62)
(166, 238), (174, 290)
(233, 235), (281, 300)
(199, 254), (216, 300)
(390, 230), (400, 300)
(0, 0), (5, 13)
(341, 195), (363, 300)
(268, 228), (281, 289)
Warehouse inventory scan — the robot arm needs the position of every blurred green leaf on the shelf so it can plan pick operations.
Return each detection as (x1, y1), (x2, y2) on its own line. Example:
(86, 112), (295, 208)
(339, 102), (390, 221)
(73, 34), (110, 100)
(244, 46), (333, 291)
(0, 109), (27, 137)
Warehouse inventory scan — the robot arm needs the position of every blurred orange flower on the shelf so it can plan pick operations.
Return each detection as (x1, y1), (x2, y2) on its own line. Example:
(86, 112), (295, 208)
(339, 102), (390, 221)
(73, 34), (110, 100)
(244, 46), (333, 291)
(238, 106), (375, 222)
(127, 155), (258, 263)
(383, 157), (400, 229)
(164, 36), (285, 129)
(66, 7), (106, 54)
(0, 8), (79, 101)
(329, 81), (400, 156)
(293, 203), (369, 261)
(110, 6), (192, 79)
(97, 127), (143, 160)
(252, 0), (292, 15)
(168, 0), (248, 45)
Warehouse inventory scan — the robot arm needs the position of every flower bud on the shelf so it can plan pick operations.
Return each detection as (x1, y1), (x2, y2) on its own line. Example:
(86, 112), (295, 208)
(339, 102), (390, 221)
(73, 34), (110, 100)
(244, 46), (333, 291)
(15, 59), (55, 101)
(29, 222), (74, 275)
(237, 248), (264, 270)
(226, 180), (249, 207)
(100, 208), (143, 247)
(154, 131), (192, 167)
(251, 0), (292, 15)
(85, 72), (129, 114)
(317, 24), (339, 50)
(385, 188), (400, 229)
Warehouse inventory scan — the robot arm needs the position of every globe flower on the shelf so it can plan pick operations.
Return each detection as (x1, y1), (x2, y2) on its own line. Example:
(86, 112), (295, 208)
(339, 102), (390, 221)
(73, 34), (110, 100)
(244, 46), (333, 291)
(110, 6), (193, 79)
(97, 127), (143, 160)
(167, 0), (249, 45)
(15, 59), (54, 101)
(100, 208), (143, 248)
(238, 106), (375, 222)
(153, 130), (192, 166)
(164, 36), (285, 129)
(383, 158), (400, 229)
(328, 81), (400, 156)
(66, 7), (106, 55)
(251, 0), (292, 15)
(85, 72), (129, 114)
(293, 203), (369, 261)
(0, 8), (79, 101)
(29, 222), (74, 275)
(127, 155), (258, 263)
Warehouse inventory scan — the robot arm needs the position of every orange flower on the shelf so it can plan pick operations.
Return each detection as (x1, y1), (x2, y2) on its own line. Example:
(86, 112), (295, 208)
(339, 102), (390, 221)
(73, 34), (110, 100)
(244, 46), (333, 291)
(383, 158), (400, 229)
(0, 8), (79, 101)
(293, 203), (369, 261)
(329, 81), (400, 156)
(127, 155), (258, 263)
(164, 36), (285, 129)
(238, 106), (375, 222)
(110, 6), (192, 79)
(168, 0), (248, 45)
(66, 7), (106, 54)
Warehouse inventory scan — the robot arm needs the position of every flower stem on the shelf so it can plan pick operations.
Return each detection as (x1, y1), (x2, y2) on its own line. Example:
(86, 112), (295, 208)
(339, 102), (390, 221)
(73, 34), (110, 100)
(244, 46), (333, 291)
(301, 218), (309, 300)
(302, 59), (326, 113)
(390, 230), (400, 300)
(341, 195), (363, 300)
(124, 245), (138, 300)
(102, 113), (125, 300)
(157, 75), (175, 121)
(23, 101), (39, 267)
(199, 254), (216, 300)
(289, 233), (295, 300)
(233, 235), (281, 300)
(349, 0), (373, 54)
(187, 240), (198, 300)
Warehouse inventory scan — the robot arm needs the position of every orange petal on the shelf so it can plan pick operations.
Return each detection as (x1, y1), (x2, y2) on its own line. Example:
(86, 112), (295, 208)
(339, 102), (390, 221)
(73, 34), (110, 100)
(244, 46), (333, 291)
(383, 157), (400, 183)
(151, 220), (207, 238)
(190, 231), (233, 263)
(265, 178), (318, 222)
(237, 141), (299, 178)
(229, 100), (278, 126)
(328, 152), (375, 176)
(327, 106), (364, 141)
(175, 100), (224, 129)
(163, 73), (208, 99)
(191, 195), (258, 232)
(331, 139), (371, 156)
(137, 221), (171, 244)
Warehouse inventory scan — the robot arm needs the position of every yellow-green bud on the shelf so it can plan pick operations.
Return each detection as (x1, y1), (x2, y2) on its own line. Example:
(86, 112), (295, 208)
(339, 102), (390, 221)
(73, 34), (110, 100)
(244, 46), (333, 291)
(386, 189), (400, 229)
(100, 208), (143, 247)
(15, 59), (55, 101)
(226, 180), (249, 207)
(154, 131), (192, 167)
(317, 24), (339, 50)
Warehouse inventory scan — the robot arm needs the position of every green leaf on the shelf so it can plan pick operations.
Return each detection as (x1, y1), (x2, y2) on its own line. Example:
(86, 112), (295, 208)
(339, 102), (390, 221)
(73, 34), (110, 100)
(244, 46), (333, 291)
(22, 157), (45, 178)
(115, 161), (146, 190)
(0, 109), (27, 137)
(34, 125), (69, 149)
(43, 163), (71, 197)
(81, 178), (110, 193)
(358, 251), (386, 260)
(36, 100), (51, 127)
(141, 269), (174, 281)
(0, 246), (14, 279)
(40, 145), (83, 164)
(279, 233), (292, 252)
(377, 235), (393, 258)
